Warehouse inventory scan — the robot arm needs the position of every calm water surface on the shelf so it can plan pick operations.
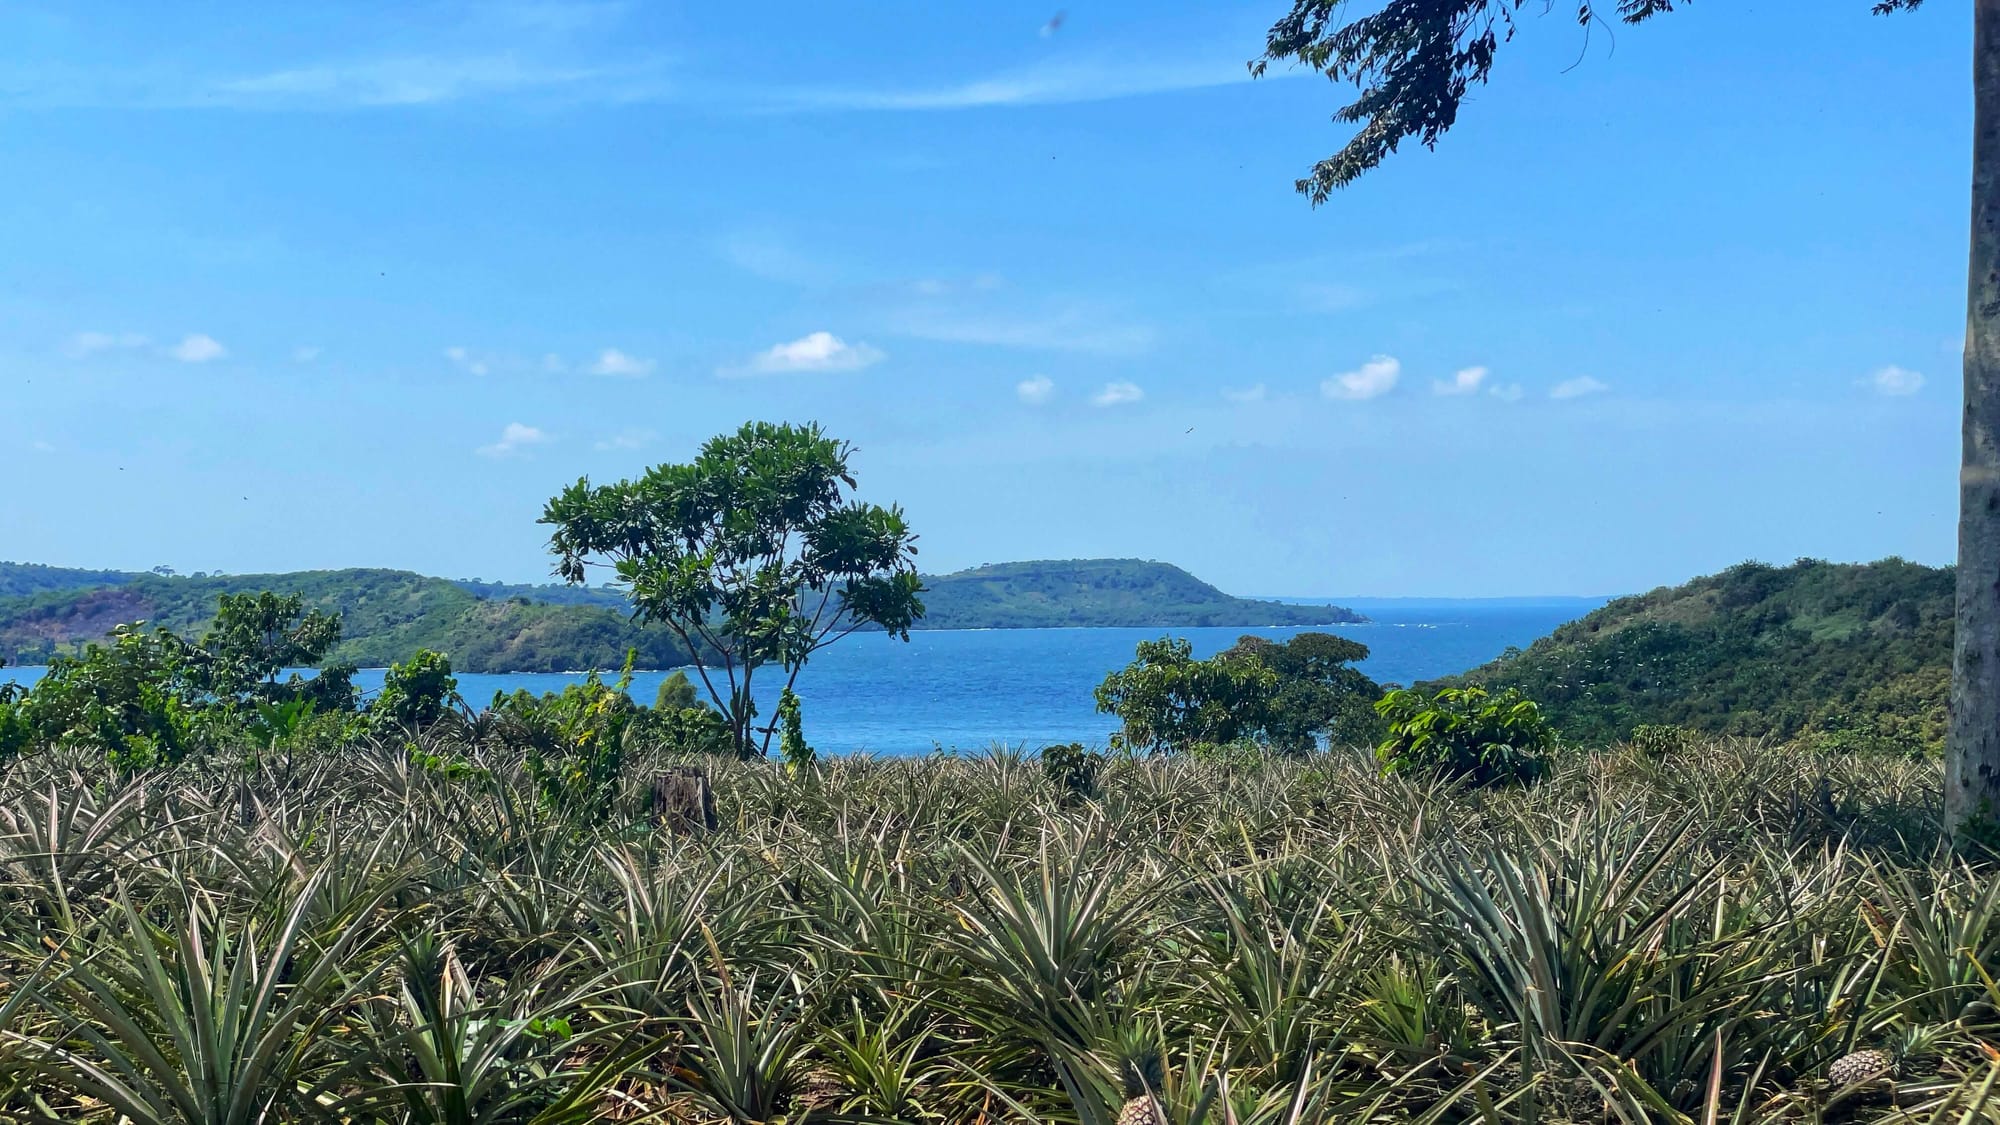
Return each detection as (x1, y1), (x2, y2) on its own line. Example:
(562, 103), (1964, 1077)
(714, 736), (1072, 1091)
(0, 606), (1588, 754)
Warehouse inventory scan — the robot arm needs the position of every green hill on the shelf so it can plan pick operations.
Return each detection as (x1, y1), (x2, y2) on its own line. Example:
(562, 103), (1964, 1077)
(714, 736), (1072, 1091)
(0, 561), (138, 600)
(0, 569), (692, 674)
(910, 559), (1365, 629)
(1441, 557), (1949, 753)
(0, 557), (1362, 671)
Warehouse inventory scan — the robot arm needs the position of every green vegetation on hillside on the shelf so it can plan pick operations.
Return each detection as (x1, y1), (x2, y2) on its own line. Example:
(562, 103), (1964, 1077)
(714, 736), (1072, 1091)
(0, 561), (136, 599)
(0, 557), (1361, 674)
(1446, 557), (1949, 753)
(913, 558), (1364, 629)
(0, 569), (692, 673)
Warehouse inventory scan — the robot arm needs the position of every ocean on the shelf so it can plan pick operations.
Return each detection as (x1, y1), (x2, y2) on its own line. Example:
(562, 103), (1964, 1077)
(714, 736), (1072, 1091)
(0, 603), (1597, 755)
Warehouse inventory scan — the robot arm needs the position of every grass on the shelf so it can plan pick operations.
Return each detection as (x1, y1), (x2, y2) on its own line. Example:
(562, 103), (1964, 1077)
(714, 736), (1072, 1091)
(1, 736), (1997, 1123)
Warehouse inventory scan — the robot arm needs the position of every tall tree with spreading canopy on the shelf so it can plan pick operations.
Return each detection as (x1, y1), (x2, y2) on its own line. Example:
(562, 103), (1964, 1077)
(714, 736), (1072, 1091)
(541, 421), (924, 758)
(1255, 0), (2000, 846)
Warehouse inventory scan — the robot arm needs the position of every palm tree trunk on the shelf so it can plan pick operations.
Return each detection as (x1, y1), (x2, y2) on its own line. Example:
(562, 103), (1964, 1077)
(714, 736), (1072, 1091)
(1950, 0), (2000, 848)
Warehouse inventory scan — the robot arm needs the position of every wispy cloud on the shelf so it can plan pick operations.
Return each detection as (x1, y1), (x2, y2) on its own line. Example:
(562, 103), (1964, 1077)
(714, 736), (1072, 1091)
(170, 333), (227, 363)
(1017, 375), (1055, 405)
(1223, 383), (1267, 404)
(888, 304), (1153, 356)
(445, 346), (491, 376)
(1433, 365), (1488, 396)
(1864, 365), (1924, 396)
(728, 331), (884, 376)
(594, 427), (656, 451)
(1322, 355), (1399, 401)
(478, 422), (550, 458)
(1488, 382), (1524, 402)
(716, 232), (836, 286)
(1296, 283), (1367, 312)
(292, 345), (322, 363)
(589, 347), (654, 377)
(215, 55), (639, 108)
(66, 331), (149, 357)
(760, 56), (1258, 113)
(1550, 376), (1609, 400)
(1092, 381), (1144, 407)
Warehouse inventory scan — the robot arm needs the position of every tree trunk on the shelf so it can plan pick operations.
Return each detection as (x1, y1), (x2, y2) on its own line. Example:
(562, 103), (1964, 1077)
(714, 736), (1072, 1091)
(1950, 0), (2000, 848)
(650, 767), (717, 833)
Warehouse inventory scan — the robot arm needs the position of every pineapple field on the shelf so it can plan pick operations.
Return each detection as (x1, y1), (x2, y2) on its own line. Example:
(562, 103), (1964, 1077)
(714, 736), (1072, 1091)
(1, 738), (1997, 1123)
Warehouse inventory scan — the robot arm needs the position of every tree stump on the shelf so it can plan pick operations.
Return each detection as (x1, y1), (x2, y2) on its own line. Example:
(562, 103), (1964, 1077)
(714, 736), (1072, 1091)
(650, 767), (717, 834)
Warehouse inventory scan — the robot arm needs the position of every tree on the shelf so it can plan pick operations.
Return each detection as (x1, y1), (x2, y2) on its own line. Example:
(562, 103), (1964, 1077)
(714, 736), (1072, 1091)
(371, 649), (458, 729)
(1094, 636), (1280, 755)
(1224, 632), (1384, 751)
(195, 591), (354, 711)
(654, 670), (698, 712)
(541, 421), (924, 758)
(1252, 0), (2000, 845)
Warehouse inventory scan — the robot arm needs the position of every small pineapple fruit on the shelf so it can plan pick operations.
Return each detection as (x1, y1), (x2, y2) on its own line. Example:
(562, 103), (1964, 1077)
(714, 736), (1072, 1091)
(1828, 1048), (1896, 1087)
(1114, 1029), (1166, 1125)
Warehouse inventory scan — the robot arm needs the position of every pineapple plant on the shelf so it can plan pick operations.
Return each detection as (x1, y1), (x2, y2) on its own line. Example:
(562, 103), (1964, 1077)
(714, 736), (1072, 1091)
(1114, 1028), (1166, 1125)
(1827, 1025), (1949, 1088)
(1827, 1049), (1894, 1087)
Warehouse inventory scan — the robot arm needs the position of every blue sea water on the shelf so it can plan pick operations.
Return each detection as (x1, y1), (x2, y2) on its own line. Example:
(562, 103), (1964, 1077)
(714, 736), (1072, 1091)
(0, 605), (1592, 755)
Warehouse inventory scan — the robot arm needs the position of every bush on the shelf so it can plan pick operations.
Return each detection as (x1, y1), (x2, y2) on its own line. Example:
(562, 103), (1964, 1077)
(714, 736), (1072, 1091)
(491, 660), (641, 818)
(1374, 686), (1553, 787)
(776, 687), (814, 773)
(654, 669), (698, 712)
(371, 649), (458, 729)
(1040, 742), (1103, 804)
(1630, 723), (1695, 757)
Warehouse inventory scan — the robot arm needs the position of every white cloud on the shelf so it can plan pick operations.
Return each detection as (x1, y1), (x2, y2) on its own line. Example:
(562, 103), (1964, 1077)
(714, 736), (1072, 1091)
(731, 331), (884, 376)
(1322, 355), (1400, 401)
(170, 333), (227, 363)
(589, 347), (655, 377)
(1223, 383), (1267, 404)
(594, 428), (656, 452)
(67, 331), (148, 357)
(1488, 383), (1525, 402)
(445, 346), (491, 376)
(888, 305), (1153, 356)
(292, 345), (321, 363)
(1092, 381), (1144, 407)
(30, 440), (55, 453)
(1017, 375), (1055, 405)
(1434, 365), (1488, 396)
(478, 422), (550, 458)
(1865, 365), (1925, 396)
(767, 56), (1262, 112)
(209, 55), (663, 109)
(1550, 376), (1609, 400)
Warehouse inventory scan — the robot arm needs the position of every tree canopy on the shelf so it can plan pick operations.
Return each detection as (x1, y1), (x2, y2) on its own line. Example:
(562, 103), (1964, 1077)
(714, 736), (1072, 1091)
(1255, 0), (1925, 204)
(542, 421), (924, 757)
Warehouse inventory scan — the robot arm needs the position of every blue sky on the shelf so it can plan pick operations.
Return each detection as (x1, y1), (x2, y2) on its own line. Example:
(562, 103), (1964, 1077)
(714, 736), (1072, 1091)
(0, 1), (1968, 597)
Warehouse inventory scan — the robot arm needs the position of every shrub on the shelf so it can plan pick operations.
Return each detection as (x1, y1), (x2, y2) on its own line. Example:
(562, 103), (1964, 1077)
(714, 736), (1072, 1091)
(1040, 742), (1103, 804)
(654, 669), (698, 712)
(491, 656), (641, 818)
(1630, 723), (1695, 757)
(371, 649), (458, 729)
(776, 687), (815, 773)
(1374, 686), (1553, 786)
